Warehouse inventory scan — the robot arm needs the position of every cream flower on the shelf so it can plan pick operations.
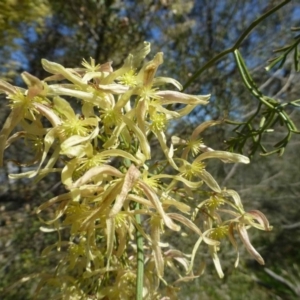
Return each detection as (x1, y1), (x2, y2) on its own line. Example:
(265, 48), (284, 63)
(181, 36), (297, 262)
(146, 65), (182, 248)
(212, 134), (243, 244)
(0, 42), (272, 298)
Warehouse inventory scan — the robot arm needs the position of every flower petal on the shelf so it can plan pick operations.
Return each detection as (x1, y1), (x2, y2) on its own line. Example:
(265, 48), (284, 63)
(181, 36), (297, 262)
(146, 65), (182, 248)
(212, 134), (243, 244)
(142, 52), (163, 87)
(72, 165), (123, 187)
(60, 126), (99, 155)
(155, 131), (178, 170)
(109, 165), (140, 217)
(153, 77), (182, 90)
(122, 115), (151, 160)
(190, 120), (222, 141)
(53, 96), (76, 120)
(106, 217), (115, 263)
(98, 84), (129, 94)
(150, 216), (165, 278)
(0, 79), (18, 94)
(33, 103), (62, 127)
(228, 223), (240, 268)
(195, 151), (250, 164)
(200, 170), (222, 193)
(209, 245), (224, 278)
(187, 236), (203, 274)
(0, 108), (23, 166)
(156, 91), (210, 105)
(48, 85), (110, 109)
(138, 180), (180, 231)
(167, 213), (202, 235)
(246, 210), (272, 231)
(42, 59), (85, 88)
(238, 224), (264, 265)
(223, 189), (244, 209)
(153, 174), (202, 189)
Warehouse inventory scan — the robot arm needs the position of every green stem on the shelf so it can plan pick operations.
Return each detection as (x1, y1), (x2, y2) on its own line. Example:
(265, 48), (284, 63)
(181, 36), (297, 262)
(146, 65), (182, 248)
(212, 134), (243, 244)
(183, 0), (291, 91)
(135, 202), (144, 300)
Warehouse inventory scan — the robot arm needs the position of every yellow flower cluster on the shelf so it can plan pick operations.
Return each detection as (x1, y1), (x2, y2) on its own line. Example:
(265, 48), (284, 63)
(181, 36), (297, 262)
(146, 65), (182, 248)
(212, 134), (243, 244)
(0, 42), (272, 299)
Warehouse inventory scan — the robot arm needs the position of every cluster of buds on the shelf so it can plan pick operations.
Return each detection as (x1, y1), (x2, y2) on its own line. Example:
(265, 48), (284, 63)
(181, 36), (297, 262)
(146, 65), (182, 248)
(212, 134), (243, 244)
(0, 42), (271, 299)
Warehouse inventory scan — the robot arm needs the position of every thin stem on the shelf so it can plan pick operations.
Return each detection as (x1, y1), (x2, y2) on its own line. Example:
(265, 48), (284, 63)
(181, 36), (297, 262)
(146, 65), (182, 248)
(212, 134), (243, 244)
(183, 0), (291, 91)
(135, 202), (144, 300)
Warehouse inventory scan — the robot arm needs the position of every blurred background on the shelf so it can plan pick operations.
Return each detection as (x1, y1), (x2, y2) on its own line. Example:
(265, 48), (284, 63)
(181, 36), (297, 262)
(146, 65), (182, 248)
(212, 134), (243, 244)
(1, 0), (300, 299)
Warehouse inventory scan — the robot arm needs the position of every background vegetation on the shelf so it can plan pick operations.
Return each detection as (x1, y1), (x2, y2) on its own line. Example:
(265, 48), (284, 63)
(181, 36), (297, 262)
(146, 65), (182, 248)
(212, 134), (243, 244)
(1, 0), (300, 299)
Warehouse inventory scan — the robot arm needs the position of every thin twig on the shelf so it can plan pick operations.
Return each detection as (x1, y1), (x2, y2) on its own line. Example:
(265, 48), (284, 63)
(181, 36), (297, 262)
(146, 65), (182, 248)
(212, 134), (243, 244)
(183, 0), (291, 91)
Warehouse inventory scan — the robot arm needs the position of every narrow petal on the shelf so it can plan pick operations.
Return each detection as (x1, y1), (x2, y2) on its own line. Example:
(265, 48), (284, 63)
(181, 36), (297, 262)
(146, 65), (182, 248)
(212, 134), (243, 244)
(60, 126), (99, 154)
(246, 210), (272, 231)
(156, 91), (210, 105)
(34, 103), (62, 127)
(153, 77), (183, 90)
(136, 99), (147, 135)
(53, 96), (76, 120)
(98, 84), (129, 94)
(61, 143), (91, 158)
(0, 79), (18, 94)
(138, 180), (180, 231)
(99, 149), (144, 165)
(115, 225), (127, 257)
(42, 59), (85, 88)
(142, 52), (163, 87)
(0, 108), (23, 166)
(167, 213), (202, 235)
(190, 120), (222, 141)
(195, 151), (250, 164)
(109, 165), (140, 217)
(151, 217), (164, 278)
(33, 146), (61, 183)
(161, 197), (191, 214)
(153, 174), (202, 189)
(82, 71), (103, 83)
(122, 116), (151, 159)
(48, 85), (110, 108)
(187, 236), (203, 274)
(127, 194), (153, 208)
(238, 224), (264, 265)
(155, 131), (178, 170)
(72, 165), (123, 187)
(209, 245), (224, 278)
(200, 170), (222, 193)
(62, 158), (80, 186)
(23, 128), (57, 178)
(228, 223), (240, 268)
(173, 104), (198, 118)
(106, 217), (115, 263)
(223, 189), (244, 209)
